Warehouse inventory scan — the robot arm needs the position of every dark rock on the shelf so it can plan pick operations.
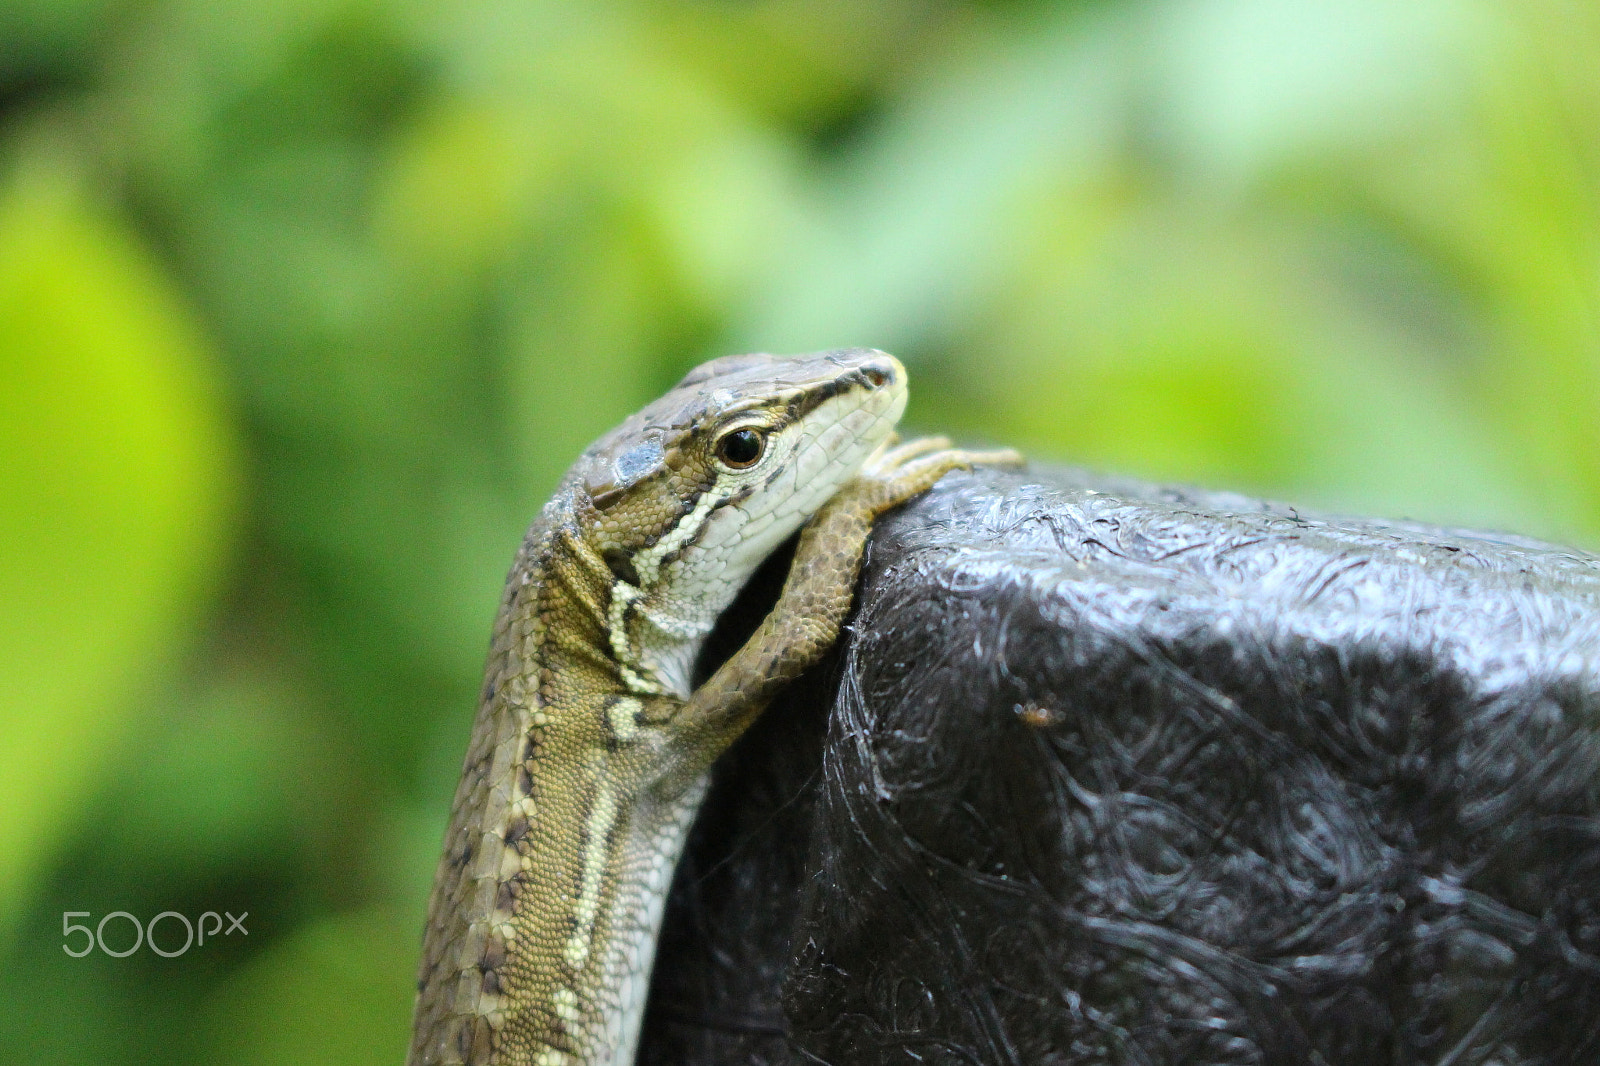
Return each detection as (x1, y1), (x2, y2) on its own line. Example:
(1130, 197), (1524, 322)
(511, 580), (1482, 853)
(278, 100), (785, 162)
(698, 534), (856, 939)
(641, 465), (1600, 1066)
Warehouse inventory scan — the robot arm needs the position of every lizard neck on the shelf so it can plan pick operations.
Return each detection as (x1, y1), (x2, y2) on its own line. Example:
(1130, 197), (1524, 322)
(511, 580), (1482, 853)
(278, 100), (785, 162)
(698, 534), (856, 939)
(484, 507), (718, 1066)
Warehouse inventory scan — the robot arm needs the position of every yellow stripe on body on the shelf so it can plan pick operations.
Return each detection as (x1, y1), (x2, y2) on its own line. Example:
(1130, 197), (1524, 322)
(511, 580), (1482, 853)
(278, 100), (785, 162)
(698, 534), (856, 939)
(564, 772), (620, 972)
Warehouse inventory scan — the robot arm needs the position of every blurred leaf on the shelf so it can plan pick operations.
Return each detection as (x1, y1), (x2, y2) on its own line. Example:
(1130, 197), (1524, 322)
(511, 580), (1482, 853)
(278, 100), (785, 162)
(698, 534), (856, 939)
(927, 186), (1543, 530)
(375, 97), (571, 276)
(642, 0), (958, 131)
(98, 663), (353, 893)
(1143, 0), (1473, 188)
(735, 3), (1123, 354)
(196, 907), (414, 1066)
(0, 0), (123, 88)
(1450, 2), (1600, 536)
(0, 137), (240, 936)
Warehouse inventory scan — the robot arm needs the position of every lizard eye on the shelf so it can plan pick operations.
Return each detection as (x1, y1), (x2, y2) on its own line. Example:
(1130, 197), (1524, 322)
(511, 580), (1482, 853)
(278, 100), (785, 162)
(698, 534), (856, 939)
(714, 427), (766, 469)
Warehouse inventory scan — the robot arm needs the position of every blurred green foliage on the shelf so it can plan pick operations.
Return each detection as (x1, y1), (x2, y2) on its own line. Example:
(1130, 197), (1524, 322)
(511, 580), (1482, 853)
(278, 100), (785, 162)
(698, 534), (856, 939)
(1, 0), (1597, 1062)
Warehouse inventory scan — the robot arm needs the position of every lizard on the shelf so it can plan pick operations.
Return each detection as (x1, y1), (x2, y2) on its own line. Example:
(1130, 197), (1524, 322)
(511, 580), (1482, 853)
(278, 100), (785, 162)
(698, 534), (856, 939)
(408, 348), (1022, 1066)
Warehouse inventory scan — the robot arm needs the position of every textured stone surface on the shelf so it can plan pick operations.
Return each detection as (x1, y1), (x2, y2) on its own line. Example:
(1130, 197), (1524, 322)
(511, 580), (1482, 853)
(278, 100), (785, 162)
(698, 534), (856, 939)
(640, 465), (1600, 1066)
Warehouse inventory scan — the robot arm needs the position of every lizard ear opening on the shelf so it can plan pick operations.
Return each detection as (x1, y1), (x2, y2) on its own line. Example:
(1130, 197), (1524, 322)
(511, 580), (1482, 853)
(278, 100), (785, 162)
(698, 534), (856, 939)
(602, 547), (641, 587)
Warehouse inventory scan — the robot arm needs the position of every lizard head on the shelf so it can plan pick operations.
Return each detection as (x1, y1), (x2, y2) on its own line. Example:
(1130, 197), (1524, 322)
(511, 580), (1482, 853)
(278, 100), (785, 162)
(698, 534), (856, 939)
(573, 348), (907, 600)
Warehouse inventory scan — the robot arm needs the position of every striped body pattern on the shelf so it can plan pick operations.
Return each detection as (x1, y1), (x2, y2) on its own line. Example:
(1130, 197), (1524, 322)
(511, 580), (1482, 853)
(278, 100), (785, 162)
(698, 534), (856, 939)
(409, 349), (1020, 1065)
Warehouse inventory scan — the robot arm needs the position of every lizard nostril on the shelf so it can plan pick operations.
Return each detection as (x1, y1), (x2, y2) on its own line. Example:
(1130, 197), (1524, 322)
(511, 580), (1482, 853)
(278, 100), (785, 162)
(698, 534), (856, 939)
(862, 366), (891, 389)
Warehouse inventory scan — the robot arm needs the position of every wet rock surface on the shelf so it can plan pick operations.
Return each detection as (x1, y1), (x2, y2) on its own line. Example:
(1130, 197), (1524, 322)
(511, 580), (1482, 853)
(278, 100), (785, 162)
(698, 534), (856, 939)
(641, 465), (1600, 1066)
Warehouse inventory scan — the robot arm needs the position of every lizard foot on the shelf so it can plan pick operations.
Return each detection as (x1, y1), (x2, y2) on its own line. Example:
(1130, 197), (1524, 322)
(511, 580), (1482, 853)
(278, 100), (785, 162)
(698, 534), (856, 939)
(851, 436), (1024, 517)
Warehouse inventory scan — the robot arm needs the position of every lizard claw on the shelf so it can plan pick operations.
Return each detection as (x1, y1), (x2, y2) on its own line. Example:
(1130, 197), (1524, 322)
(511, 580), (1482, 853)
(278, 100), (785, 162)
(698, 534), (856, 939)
(850, 437), (1025, 517)
(868, 434), (953, 471)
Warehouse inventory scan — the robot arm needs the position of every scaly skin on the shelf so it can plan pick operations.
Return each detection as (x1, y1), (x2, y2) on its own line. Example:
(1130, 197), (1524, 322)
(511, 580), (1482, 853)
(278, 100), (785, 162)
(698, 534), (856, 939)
(409, 349), (1021, 1065)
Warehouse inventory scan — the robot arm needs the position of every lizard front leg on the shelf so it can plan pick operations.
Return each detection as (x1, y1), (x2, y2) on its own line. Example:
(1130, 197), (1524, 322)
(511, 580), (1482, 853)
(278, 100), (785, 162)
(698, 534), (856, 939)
(673, 439), (1023, 764)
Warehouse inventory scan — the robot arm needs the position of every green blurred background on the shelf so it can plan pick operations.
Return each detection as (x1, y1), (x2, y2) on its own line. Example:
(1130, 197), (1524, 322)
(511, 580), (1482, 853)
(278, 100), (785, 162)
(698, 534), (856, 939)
(1, 0), (1597, 1061)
